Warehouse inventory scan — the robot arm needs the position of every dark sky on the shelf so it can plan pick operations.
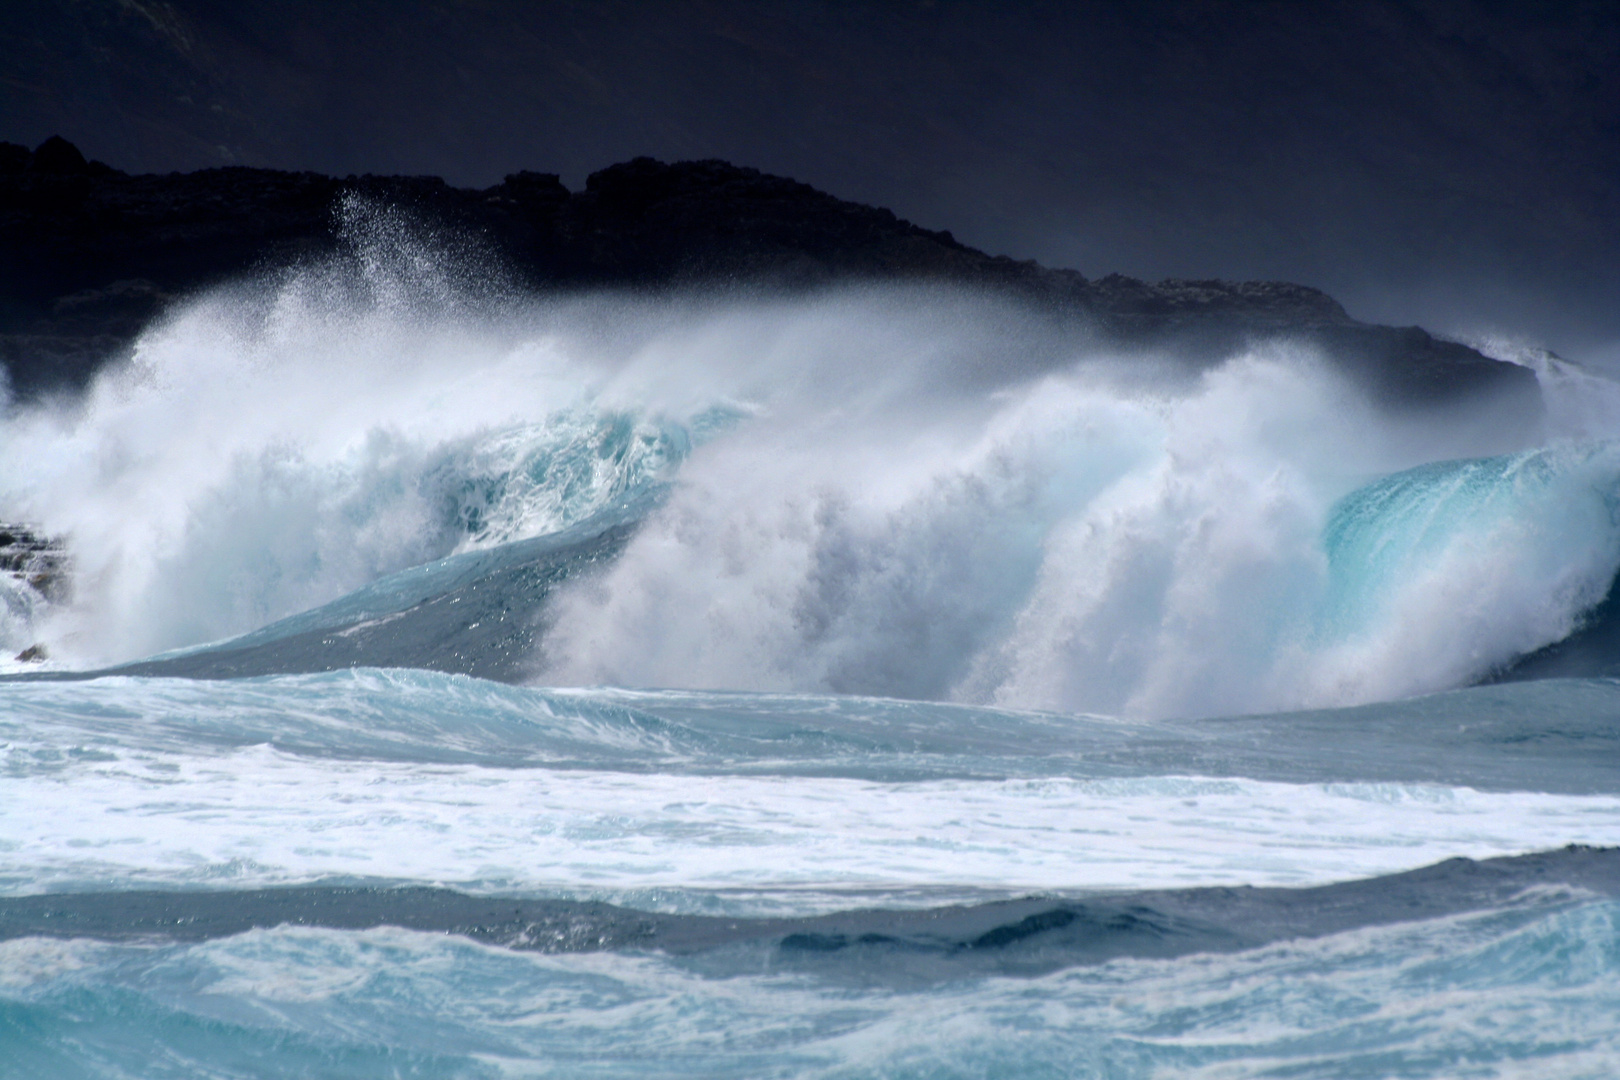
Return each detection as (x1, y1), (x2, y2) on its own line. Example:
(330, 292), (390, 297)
(4, 0), (1617, 360)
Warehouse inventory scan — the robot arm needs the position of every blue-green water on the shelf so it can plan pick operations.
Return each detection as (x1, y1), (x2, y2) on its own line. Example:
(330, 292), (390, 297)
(4, 261), (1620, 1076)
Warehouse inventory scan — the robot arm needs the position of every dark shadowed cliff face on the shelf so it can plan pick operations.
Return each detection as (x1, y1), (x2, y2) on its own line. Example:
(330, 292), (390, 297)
(0, 139), (1537, 425)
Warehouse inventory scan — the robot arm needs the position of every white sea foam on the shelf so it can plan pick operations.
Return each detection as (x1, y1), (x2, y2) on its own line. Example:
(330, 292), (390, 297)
(5, 737), (1618, 909)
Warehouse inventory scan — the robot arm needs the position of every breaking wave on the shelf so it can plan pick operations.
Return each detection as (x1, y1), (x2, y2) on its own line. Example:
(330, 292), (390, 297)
(2, 206), (1618, 718)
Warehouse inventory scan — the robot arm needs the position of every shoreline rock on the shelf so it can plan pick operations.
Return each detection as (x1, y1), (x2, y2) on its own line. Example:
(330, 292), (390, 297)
(0, 523), (68, 602)
(0, 137), (1537, 416)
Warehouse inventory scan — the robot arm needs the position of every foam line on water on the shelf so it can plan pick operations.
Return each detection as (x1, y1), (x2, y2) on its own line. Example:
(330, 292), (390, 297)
(6, 738), (1620, 908)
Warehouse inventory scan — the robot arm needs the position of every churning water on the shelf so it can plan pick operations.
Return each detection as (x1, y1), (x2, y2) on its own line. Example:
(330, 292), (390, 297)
(2, 207), (1619, 1077)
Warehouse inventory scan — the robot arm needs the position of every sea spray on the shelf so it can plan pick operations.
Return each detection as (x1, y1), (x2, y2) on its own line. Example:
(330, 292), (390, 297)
(1, 209), (1615, 716)
(538, 352), (1620, 716)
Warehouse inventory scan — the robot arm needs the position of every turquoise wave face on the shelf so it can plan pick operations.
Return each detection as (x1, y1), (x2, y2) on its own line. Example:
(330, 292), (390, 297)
(1320, 444), (1620, 660)
(435, 402), (745, 551)
(437, 410), (688, 549)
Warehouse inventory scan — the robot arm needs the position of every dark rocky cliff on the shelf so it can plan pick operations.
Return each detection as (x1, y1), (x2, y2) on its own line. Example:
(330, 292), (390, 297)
(0, 137), (1534, 414)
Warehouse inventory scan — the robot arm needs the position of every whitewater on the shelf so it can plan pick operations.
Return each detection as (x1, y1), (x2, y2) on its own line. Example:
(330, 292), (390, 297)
(3, 207), (1620, 1078)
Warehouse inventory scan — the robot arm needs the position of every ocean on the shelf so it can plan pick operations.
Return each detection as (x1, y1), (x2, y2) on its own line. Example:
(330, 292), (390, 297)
(1, 213), (1618, 1078)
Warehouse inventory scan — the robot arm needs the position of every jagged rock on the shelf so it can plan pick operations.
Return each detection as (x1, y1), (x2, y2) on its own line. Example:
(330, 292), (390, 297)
(14, 644), (47, 663)
(0, 524), (69, 604)
(0, 138), (1539, 417)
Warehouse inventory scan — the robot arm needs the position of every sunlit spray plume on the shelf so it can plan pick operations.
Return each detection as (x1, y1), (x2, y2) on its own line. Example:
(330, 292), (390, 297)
(1, 205), (1617, 717)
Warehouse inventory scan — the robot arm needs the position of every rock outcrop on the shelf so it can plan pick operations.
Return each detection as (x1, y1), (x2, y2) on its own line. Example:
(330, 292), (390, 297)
(0, 137), (1534, 412)
(0, 523), (67, 603)
(1, 522), (67, 663)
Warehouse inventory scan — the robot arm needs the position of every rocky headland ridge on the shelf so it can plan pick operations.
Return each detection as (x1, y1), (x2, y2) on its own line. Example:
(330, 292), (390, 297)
(1, 136), (1534, 413)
